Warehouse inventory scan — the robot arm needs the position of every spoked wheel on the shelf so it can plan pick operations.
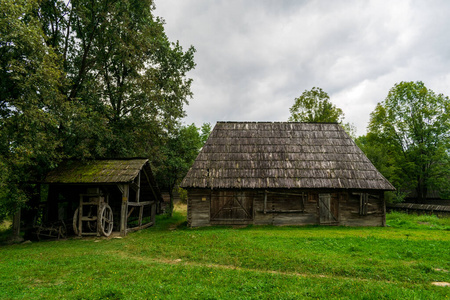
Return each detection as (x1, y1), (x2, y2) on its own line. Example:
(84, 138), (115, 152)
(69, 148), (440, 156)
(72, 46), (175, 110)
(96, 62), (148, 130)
(73, 208), (80, 236)
(100, 204), (113, 237)
(58, 221), (67, 239)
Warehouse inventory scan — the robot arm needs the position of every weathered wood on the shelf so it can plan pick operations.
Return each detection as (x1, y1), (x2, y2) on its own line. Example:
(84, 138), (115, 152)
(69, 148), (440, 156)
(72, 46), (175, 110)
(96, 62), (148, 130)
(99, 204), (113, 237)
(139, 205), (144, 227)
(187, 188), (386, 227)
(257, 210), (304, 213)
(126, 221), (154, 233)
(127, 201), (155, 206)
(120, 184), (129, 236)
(127, 207), (135, 219)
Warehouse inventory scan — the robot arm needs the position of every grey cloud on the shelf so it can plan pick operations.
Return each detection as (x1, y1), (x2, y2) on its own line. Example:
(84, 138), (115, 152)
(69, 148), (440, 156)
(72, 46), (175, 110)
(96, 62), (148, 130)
(156, 0), (450, 135)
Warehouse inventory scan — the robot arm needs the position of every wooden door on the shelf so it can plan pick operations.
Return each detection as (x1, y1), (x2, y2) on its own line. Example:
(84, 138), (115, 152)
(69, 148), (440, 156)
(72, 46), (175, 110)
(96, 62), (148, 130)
(319, 193), (338, 224)
(210, 191), (253, 222)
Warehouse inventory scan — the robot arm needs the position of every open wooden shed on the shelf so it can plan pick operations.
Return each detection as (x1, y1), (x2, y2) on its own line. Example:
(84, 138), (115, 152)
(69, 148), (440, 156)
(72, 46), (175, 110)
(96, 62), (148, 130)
(41, 158), (163, 237)
(181, 122), (395, 227)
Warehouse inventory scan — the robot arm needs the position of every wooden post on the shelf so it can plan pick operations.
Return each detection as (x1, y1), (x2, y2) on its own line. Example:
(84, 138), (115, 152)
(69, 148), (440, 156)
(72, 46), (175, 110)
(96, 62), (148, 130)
(151, 202), (156, 224)
(120, 184), (129, 236)
(263, 190), (267, 214)
(136, 172), (140, 203)
(78, 194), (83, 236)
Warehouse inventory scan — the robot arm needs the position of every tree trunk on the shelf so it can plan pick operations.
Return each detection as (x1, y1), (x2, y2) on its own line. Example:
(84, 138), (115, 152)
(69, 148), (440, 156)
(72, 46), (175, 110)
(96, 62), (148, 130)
(168, 188), (174, 217)
(11, 207), (23, 243)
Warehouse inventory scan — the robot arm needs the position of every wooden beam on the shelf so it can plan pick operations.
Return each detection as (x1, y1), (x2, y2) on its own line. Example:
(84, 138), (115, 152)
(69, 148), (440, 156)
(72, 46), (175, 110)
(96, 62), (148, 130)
(257, 210), (305, 214)
(264, 190), (267, 214)
(127, 201), (155, 207)
(136, 172), (140, 203)
(126, 222), (154, 233)
(120, 184), (129, 236)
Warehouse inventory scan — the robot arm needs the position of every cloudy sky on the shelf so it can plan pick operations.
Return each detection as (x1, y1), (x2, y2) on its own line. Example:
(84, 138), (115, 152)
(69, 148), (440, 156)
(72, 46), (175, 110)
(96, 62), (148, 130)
(155, 0), (450, 136)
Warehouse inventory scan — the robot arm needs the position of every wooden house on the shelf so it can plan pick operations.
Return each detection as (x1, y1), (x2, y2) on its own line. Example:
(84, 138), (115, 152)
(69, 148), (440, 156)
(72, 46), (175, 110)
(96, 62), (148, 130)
(180, 122), (395, 227)
(42, 158), (162, 237)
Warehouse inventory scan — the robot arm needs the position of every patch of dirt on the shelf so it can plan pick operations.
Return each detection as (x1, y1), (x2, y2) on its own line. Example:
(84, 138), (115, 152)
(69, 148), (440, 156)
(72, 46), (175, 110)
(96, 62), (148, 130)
(431, 282), (450, 287)
(434, 268), (449, 273)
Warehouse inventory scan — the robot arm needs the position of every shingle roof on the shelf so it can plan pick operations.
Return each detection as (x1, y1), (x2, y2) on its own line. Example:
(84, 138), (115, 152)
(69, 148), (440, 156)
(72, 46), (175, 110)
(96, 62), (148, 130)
(45, 159), (149, 184)
(181, 122), (395, 191)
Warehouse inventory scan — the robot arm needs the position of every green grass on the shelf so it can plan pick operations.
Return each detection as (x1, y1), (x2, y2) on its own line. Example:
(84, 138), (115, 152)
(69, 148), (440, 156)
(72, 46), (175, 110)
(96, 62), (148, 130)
(1, 207), (449, 299)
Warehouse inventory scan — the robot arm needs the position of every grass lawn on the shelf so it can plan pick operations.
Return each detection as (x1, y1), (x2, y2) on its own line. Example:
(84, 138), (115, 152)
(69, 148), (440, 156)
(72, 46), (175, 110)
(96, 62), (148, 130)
(0, 205), (449, 299)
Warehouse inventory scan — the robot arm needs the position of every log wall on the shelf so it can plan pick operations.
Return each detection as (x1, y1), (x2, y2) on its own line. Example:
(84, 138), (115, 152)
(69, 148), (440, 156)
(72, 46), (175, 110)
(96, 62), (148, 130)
(187, 188), (385, 227)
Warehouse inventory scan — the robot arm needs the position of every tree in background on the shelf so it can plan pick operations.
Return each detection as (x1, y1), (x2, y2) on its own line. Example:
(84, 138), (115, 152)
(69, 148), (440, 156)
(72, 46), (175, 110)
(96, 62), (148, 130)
(0, 0), (196, 223)
(289, 87), (344, 123)
(363, 81), (450, 202)
(289, 87), (356, 138)
(155, 123), (211, 216)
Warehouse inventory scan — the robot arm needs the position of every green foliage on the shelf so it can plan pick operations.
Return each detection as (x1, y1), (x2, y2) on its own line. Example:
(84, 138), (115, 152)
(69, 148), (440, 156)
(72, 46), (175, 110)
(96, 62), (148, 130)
(387, 211), (450, 230)
(0, 210), (449, 299)
(289, 87), (344, 123)
(154, 123), (211, 216)
(365, 81), (450, 201)
(0, 0), (196, 221)
(288, 87), (356, 138)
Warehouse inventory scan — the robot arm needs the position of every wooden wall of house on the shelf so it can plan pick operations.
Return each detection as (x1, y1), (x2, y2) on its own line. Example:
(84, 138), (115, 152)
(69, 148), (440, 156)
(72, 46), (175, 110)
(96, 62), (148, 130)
(187, 188), (386, 227)
(187, 189), (211, 227)
(253, 190), (318, 226)
(339, 191), (385, 227)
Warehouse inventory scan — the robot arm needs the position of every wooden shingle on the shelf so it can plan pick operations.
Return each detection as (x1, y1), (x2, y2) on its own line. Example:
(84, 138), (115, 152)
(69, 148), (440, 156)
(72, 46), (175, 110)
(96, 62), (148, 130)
(181, 122), (395, 191)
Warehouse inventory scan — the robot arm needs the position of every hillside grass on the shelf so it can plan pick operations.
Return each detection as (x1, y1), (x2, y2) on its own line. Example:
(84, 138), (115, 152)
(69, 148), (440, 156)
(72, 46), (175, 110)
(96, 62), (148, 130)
(0, 205), (449, 299)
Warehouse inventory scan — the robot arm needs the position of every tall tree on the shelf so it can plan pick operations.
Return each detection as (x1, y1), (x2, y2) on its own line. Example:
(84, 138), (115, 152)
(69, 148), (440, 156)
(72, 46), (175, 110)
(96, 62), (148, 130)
(38, 0), (196, 158)
(155, 123), (211, 216)
(0, 0), (67, 220)
(288, 87), (356, 138)
(0, 0), (196, 223)
(367, 81), (450, 202)
(289, 87), (344, 123)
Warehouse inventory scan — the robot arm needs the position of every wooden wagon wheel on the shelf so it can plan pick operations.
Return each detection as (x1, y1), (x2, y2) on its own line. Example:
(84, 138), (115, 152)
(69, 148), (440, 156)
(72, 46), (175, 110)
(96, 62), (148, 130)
(58, 221), (67, 239)
(73, 206), (98, 235)
(100, 204), (113, 237)
(73, 208), (80, 235)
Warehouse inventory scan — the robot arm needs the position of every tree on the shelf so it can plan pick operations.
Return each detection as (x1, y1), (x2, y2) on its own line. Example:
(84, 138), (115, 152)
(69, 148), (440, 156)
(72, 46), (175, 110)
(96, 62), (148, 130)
(288, 87), (356, 138)
(0, 0), (68, 223)
(37, 0), (196, 158)
(0, 0), (196, 224)
(289, 87), (344, 123)
(366, 81), (450, 202)
(155, 123), (211, 216)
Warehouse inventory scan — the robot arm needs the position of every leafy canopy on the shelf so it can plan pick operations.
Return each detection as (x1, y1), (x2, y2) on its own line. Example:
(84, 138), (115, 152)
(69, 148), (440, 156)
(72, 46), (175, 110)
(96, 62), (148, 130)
(289, 87), (344, 123)
(0, 0), (196, 221)
(288, 87), (356, 138)
(365, 81), (450, 201)
(155, 123), (211, 216)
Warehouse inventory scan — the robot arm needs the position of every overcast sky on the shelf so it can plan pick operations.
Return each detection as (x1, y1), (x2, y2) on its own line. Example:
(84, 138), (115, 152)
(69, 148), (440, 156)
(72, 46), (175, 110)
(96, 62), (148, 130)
(155, 0), (450, 136)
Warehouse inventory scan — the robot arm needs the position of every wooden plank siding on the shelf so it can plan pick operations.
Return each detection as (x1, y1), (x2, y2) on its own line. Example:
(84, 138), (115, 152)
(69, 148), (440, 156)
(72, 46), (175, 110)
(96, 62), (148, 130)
(187, 188), (386, 227)
(182, 122), (393, 227)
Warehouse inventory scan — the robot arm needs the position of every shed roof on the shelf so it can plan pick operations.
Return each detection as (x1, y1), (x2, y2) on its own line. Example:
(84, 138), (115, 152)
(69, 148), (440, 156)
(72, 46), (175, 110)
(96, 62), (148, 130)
(181, 122), (395, 191)
(45, 159), (150, 184)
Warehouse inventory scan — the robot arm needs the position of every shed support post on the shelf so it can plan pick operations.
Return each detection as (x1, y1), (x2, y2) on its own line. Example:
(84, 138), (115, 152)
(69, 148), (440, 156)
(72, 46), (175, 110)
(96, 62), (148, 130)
(264, 190), (267, 214)
(120, 184), (129, 236)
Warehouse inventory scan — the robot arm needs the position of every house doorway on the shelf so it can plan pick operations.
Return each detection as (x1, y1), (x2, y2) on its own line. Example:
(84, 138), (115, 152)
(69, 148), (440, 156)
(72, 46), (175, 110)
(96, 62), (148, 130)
(319, 193), (339, 224)
(210, 191), (253, 223)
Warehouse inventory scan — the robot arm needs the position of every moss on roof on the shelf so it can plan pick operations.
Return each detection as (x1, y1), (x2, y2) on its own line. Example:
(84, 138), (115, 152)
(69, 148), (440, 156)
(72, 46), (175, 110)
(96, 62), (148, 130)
(45, 159), (149, 184)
